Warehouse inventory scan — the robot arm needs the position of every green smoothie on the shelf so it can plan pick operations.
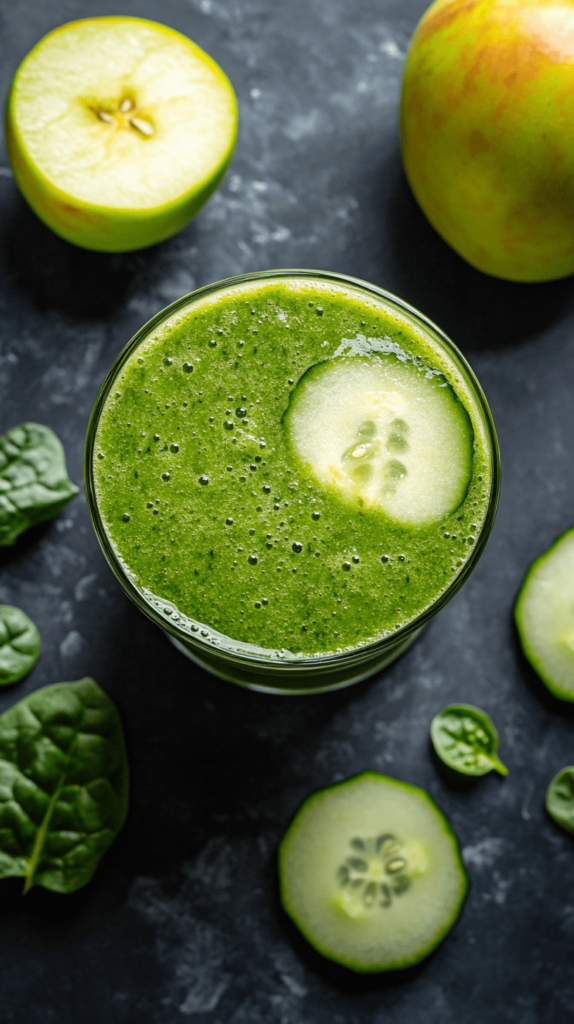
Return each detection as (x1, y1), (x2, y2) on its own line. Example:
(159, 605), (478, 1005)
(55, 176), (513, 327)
(91, 274), (495, 664)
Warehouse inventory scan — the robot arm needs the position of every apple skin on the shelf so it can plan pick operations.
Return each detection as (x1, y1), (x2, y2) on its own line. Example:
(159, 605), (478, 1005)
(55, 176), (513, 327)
(400, 0), (574, 282)
(5, 19), (238, 253)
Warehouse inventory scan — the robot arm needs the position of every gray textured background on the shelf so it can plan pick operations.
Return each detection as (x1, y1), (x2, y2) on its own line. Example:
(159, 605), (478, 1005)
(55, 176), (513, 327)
(1, 0), (574, 1021)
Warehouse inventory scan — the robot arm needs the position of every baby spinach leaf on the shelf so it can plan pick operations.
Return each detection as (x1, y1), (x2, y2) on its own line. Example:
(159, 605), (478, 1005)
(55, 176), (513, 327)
(0, 605), (41, 685)
(0, 423), (78, 546)
(0, 678), (129, 893)
(431, 703), (508, 777)
(546, 767), (574, 835)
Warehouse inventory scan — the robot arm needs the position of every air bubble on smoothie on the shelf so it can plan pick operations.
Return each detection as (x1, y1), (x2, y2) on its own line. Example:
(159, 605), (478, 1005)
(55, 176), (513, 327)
(162, 472), (171, 481)
(248, 554), (258, 565)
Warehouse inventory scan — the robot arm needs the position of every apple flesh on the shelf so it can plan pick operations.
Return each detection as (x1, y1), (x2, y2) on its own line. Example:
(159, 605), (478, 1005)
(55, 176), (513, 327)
(400, 0), (574, 282)
(5, 17), (238, 252)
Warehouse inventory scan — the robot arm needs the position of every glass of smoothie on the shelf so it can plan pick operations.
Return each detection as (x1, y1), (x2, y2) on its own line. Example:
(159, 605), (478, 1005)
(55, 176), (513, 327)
(85, 270), (499, 694)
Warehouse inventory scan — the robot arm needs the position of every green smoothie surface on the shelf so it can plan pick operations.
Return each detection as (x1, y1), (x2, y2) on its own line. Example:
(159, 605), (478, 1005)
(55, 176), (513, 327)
(93, 275), (493, 657)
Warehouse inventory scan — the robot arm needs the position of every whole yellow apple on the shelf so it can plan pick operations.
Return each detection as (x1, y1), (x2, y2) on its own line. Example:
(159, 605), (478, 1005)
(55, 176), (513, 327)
(400, 0), (574, 281)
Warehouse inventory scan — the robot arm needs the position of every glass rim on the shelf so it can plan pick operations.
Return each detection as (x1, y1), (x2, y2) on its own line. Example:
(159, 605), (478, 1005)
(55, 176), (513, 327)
(85, 268), (501, 671)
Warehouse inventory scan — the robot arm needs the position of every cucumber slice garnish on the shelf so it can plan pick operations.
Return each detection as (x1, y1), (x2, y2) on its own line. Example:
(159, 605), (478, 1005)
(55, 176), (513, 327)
(283, 351), (473, 526)
(515, 526), (574, 701)
(279, 771), (469, 972)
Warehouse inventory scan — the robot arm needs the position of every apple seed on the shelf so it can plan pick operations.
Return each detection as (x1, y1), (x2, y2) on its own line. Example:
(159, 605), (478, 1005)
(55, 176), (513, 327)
(130, 117), (154, 137)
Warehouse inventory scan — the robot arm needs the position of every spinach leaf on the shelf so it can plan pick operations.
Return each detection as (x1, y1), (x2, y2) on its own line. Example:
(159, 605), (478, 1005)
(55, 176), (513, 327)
(431, 703), (508, 777)
(0, 605), (41, 685)
(0, 678), (129, 893)
(0, 423), (78, 546)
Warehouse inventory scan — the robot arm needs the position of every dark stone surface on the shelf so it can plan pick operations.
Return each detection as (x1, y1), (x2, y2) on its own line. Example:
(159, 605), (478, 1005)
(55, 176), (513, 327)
(0, 0), (573, 1021)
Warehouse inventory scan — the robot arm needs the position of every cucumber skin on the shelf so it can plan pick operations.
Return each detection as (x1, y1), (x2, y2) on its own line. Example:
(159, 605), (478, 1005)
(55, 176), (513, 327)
(514, 526), (574, 702)
(278, 770), (470, 974)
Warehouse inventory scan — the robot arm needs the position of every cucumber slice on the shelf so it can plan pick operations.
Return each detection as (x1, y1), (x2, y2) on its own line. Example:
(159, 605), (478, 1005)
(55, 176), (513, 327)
(515, 526), (574, 701)
(279, 771), (469, 972)
(283, 354), (473, 526)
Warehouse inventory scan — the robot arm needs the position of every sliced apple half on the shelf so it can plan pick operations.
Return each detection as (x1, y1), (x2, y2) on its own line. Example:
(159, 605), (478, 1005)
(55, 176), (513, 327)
(5, 16), (238, 252)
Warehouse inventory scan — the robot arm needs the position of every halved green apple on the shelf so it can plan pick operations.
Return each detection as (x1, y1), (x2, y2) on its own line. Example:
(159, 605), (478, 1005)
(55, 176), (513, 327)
(5, 16), (238, 252)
